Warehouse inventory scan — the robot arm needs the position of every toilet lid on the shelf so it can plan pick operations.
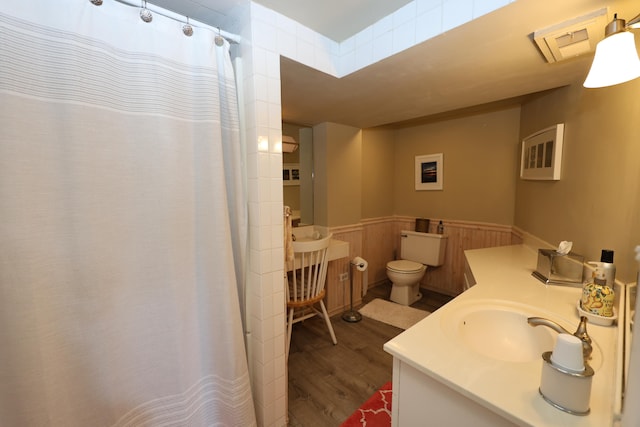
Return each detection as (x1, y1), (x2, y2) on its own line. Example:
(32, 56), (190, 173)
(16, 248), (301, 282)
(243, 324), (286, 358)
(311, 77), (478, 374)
(387, 259), (425, 273)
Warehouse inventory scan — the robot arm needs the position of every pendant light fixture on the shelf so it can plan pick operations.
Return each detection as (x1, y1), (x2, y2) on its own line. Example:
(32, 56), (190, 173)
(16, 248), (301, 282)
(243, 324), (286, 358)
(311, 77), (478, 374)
(583, 12), (640, 88)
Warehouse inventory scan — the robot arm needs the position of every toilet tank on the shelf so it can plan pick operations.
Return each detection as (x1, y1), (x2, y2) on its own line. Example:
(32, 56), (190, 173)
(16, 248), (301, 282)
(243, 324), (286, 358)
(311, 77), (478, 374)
(400, 230), (448, 266)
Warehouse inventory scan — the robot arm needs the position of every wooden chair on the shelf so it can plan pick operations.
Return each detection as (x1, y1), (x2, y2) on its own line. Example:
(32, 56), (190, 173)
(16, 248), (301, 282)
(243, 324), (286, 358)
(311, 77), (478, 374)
(286, 234), (337, 356)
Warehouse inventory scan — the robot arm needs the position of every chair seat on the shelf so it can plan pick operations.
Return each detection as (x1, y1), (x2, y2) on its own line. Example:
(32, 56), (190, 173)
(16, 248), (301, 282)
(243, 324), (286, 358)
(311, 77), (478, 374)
(287, 288), (325, 309)
(285, 234), (337, 357)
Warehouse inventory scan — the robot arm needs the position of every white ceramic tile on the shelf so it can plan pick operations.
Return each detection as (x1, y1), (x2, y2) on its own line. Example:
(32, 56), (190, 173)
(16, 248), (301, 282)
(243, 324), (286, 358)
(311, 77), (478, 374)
(373, 14), (393, 38)
(277, 27), (297, 60)
(259, 224), (272, 251)
(271, 224), (283, 249)
(245, 151), (258, 179)
(251, 47), (266, 76)
(262, 268), (275, 295)
(268, 102), (281, 129)
(252, 315), (266, 341)
(340, 35), (356, 55)
(372, 31), (394, 63)
(416, 6), (443, 43)
(442, 0), (473, 32)
(270, 178), (283, 202)
(256, 131), (270, 152)
(270, 247), (283, 273)
(393, 1), (417, 27)
(355, 26), (374, 47)
(251, 334), (266, 364)
(339, 50), (357, 76)
(265, 50), (280, 79)
(252, 19), (277, 52)
(255, 99), (269, 128)
(296, 22), (316, 45)
(274, 354), (286, 379)
(262, 398), (275, 427)
(269, 151), (282, 178)
(272, 293), (284, 322)
(261, 293), (274, 321)
(248, 248), (260, 274)
(263, 336), (275, 362)
(250, 1), (274, 23)
(393, 18), (416, 53)
(255, 151), (268, 178)
(275, 12), (296, 36)
(355, 40), (374, 70)
(273, 311), (285, 339)
(247, 182), (259, 211)
(417, 0), (443, 14)
(253, 73), (268, 102)
(473, 0), (510, 18)
(272, 271), (285, 294)
(267, 77), (281, 105)
(269, 199), (283, 224)
(249, 284), (263, 318)
(296, 38), (315, 68)
(314, 48), (337, 76)
(275, 374), (286, 400)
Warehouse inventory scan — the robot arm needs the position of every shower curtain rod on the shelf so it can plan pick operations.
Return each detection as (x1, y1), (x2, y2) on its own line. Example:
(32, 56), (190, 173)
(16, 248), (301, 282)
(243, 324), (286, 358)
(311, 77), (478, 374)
(103, 0), (241, 44)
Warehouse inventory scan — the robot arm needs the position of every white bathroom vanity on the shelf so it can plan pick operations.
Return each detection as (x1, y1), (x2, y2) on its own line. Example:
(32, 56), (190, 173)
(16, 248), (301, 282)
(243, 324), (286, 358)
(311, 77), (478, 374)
(384, 244), (627, 426)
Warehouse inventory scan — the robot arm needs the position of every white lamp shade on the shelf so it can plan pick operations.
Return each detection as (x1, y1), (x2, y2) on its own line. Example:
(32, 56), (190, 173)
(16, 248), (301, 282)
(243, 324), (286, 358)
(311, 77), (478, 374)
(584, 31), (640, 88)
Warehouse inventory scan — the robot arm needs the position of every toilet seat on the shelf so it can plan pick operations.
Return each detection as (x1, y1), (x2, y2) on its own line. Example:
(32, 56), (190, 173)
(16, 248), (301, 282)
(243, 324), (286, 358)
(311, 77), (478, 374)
(387, 259), (425, 273)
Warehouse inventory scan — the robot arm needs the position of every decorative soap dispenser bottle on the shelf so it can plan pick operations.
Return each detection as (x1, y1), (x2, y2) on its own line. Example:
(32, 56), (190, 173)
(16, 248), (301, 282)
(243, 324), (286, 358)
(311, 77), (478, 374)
(581, 263), (615, 318)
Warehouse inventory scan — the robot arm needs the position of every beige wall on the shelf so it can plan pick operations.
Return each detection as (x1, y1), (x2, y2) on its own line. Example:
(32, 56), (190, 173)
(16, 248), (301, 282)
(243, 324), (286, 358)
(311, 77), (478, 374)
(362, 127), (395, 219)
(517, 81), (640, 282)
(315, 85), (640, 282)
(392, 107), (521, 225)
(313, 122), (362, 227)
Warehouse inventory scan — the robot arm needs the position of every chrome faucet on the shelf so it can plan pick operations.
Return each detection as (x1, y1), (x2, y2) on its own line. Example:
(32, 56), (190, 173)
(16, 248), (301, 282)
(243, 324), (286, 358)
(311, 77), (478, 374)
(528, 315), (592, 359)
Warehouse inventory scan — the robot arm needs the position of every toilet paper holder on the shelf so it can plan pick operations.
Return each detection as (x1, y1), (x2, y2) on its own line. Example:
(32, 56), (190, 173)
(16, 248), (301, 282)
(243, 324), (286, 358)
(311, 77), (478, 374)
(342, 257), (368, 323)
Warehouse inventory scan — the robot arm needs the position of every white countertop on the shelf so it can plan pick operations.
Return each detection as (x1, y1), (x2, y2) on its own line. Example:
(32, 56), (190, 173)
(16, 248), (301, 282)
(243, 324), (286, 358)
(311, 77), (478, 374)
(384, 244), (623, 426)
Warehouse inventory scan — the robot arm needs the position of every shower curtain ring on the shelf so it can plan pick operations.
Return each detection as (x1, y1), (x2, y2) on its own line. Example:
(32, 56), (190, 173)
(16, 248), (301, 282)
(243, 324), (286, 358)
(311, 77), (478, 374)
(140, 0), (153, 23)
(214, 28), (224, 47)
(183, 17), (194, 37)
(90, 0), (103, 5)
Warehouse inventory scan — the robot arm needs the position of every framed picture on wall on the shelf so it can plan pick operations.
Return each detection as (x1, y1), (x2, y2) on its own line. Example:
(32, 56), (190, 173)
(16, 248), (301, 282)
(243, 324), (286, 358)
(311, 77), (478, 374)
(283, 163), (300, 186)
(415, 153), (443, 191)
(520, 124), (564, 180)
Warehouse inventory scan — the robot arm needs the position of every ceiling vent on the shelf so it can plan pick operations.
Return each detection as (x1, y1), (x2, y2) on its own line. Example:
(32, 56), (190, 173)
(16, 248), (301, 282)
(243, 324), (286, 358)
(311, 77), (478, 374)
(533, 8), (609, 63)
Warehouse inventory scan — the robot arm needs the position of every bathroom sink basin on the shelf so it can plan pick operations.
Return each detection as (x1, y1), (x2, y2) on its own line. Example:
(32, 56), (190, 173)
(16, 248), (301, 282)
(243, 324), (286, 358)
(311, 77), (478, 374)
(442, 300), (557, 363)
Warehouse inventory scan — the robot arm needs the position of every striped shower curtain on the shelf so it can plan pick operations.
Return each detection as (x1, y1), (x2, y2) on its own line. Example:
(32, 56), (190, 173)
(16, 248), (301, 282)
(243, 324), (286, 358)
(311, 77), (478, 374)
(0, 0), (255, 425)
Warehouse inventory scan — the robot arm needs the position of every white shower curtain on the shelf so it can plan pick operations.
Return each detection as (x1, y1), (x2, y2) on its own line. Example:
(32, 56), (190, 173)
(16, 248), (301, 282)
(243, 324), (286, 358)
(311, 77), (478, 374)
(0, 1), (255, 426)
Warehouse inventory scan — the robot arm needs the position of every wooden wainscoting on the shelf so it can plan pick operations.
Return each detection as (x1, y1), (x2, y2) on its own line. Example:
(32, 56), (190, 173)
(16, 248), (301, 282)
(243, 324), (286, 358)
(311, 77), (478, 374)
(323, 218), (521, 315)
(325, 225), (363, 316)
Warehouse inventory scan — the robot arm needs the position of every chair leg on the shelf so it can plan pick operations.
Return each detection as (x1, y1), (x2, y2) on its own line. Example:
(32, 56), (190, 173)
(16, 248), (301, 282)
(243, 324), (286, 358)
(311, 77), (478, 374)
(319, 300), (337, 345)
(286, 307), (294, 357)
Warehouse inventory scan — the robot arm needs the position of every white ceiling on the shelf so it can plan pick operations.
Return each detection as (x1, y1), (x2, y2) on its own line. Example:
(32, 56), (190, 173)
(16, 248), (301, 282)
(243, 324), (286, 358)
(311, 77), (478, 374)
(147, 0), (637, 128)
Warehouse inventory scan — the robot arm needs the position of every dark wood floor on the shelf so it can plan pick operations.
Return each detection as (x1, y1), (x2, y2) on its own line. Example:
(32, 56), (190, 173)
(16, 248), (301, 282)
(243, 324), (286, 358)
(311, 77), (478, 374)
(286, 283), (453, 426)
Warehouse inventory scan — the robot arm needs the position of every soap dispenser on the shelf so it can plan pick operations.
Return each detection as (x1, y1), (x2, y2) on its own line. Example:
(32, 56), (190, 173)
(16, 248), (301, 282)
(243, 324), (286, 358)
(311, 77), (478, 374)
(581, 263), (615, 318)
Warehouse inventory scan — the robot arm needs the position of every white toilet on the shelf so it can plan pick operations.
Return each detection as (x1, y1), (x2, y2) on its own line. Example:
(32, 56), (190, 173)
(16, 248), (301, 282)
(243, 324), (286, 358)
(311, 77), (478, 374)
(386, 230), (448, 306)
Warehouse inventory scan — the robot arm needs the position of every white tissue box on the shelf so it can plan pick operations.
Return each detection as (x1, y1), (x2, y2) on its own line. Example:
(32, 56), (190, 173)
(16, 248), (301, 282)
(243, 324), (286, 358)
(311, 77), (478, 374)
(532, 249), (584, 286)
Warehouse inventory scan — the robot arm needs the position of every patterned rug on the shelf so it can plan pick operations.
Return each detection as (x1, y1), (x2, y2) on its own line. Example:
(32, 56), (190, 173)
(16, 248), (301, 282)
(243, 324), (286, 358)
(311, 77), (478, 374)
(340, 382), (392, 427)
(358, 298), (430, 330)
